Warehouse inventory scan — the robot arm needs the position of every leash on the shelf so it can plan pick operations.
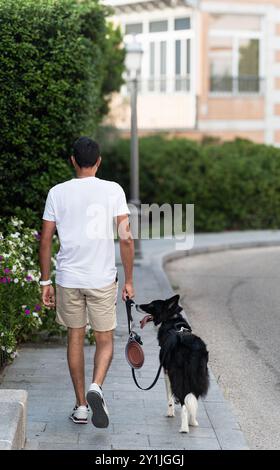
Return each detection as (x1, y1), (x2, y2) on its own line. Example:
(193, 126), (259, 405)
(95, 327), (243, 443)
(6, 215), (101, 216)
(125, 299), (166, 391)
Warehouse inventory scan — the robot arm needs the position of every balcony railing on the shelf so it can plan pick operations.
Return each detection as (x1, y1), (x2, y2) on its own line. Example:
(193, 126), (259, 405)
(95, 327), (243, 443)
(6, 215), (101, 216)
(125, 75), (191, 94)
(210, 75), (264, 94)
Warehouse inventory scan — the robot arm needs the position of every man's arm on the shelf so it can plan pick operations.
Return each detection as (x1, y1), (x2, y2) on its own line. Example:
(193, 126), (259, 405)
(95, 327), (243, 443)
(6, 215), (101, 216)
(117, 214), (135, 300)
(39, 220), (56, 308)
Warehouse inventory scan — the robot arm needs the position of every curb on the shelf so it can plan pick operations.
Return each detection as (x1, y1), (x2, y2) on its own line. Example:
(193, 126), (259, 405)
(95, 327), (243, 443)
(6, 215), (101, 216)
(161, 239), (280, 267)
(0, 390), (28, 450)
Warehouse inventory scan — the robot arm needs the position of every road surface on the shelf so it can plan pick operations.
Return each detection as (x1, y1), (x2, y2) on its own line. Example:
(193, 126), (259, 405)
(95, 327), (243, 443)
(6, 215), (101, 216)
(166, 246), (280, 450)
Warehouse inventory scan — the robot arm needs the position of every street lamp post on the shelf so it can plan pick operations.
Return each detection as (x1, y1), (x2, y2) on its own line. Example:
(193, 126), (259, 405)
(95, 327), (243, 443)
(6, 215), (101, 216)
(125, 40), (143, 259)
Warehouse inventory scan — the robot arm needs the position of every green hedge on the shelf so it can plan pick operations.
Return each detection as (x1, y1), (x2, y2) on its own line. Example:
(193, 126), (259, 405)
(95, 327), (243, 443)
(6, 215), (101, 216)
(100, 135), (280, 232)
(0, 0), (124, 229)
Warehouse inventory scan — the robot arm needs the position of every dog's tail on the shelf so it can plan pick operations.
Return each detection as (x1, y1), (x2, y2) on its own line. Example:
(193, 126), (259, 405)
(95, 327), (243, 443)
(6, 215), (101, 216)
(186, 343), (210, 399)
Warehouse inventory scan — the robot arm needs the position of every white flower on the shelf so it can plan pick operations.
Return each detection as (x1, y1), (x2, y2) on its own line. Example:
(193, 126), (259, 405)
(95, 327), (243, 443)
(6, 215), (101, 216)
(22, 305), (27, 309)
(24, 235), (28, 239)
(10, 232), (20, 239)
(11, 352), (17, 359)
(20, 255), (24, 260)
(21, 282), (25, 287)
(0, 332), (4, 337)
(11, 218), (19, 227)
(37, 318), (42, 325)
(1, 346), (5, 351)
(7, 348), (12, 354)
(14, 278), (19, 284)
(32, 312), (39, 318)
(30, 261), (34, 266)
(0, 233), (3, 240)
(12, 265), (17, 272)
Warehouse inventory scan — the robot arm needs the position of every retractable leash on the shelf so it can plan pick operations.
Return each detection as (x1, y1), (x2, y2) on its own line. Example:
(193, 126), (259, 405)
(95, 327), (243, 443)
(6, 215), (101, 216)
(125, 299), (166, 391)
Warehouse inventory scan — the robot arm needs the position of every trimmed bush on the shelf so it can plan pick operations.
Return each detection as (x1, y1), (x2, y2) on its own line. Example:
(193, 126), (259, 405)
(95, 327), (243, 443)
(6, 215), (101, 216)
(100, 135), (280, 232)
(0, 0), (124, 229)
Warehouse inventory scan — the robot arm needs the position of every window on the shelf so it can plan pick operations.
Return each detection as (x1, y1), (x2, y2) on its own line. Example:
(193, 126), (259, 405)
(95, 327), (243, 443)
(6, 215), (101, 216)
(149, 42), (155, 91)
(149, 20), (168, 33)
(209, 14), (262, 94)
(209, 37), (233, 92)
(149, 41), (167, 92)
(238, 39), (259, 92)
(127, 15), (193, 94)
(160, 41), (167, 92)
(175, 17), (191, 31)
(175, 39), (191, 91)
(125, 23), (143, 35)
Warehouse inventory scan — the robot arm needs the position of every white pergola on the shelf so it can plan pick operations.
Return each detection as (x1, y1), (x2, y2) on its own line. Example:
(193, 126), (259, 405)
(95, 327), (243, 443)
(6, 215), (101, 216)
(102, 0), (200, 14)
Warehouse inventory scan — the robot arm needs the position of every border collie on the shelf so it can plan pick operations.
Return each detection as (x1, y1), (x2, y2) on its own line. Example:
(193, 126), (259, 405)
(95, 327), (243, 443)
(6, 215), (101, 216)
(137, 294), (209, 433)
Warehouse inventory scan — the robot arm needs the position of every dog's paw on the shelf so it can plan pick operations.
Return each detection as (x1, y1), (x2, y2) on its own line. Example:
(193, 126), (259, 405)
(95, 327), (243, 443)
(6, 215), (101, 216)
(189, 419), (199, 427)
(179, 427), (189, 433)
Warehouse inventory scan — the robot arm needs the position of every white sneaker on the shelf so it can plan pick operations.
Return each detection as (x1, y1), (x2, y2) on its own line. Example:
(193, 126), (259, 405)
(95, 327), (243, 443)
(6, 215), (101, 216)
(86, 383), (109, 428)
(69, 405), (89, 424)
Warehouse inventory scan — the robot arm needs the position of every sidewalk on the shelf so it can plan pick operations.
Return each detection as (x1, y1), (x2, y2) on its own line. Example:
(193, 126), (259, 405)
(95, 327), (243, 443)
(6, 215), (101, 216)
(2, 231), (275, 450)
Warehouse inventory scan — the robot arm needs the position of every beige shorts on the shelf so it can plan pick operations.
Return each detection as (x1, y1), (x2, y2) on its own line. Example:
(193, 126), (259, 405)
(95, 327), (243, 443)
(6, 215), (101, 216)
(55, 281), (118, 331)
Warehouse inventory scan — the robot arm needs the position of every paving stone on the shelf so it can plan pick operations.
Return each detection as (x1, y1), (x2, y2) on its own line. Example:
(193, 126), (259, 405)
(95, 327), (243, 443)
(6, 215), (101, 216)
(215, 429), (249, 450)
(23, 439), (39, 450)
(111, 433), (149, 449)
(204, 402), (241, 430)
(38, 442), (111, 450)
(148, 434), (221, 450)
(78, 431), (112, 446)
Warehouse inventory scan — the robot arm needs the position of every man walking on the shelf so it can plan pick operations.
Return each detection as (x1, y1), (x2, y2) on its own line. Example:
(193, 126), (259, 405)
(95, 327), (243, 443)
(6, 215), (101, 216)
(39, 137), (134, 428)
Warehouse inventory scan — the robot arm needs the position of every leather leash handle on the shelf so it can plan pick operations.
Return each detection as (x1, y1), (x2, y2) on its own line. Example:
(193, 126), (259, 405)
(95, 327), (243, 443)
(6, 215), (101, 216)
(125, 298), (166, 391)
(125, 298), (134, 334)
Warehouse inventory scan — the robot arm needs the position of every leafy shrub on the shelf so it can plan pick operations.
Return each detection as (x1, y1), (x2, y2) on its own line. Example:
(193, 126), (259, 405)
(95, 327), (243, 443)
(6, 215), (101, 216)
(100, 135), (280, 232)
(0, 0), (124, 229)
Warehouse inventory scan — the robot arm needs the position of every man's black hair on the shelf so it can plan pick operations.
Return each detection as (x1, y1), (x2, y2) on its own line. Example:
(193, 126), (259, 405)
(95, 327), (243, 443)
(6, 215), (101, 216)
(73, 137), (100, 168)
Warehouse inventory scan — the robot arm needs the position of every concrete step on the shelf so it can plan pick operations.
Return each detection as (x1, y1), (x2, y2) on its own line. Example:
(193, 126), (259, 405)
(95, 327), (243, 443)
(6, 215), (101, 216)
(0, 390), (28, 449)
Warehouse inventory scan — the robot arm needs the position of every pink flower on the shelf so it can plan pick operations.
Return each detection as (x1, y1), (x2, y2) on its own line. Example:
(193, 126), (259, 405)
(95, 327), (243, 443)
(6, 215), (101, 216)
(25, 275), (33, 282)
(35, 304), (41, 312)
(0, 277), (7, 283)
(3, 268), (10, 274)
(24, 308), (31, 315)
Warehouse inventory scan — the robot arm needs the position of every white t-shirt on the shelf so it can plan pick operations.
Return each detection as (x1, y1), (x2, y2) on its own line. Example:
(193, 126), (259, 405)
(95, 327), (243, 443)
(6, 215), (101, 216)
(42, 177), (130, 288)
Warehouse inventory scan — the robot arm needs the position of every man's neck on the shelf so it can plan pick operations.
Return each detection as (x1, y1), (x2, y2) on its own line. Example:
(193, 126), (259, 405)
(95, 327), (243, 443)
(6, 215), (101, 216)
(75, 168), (97, 179)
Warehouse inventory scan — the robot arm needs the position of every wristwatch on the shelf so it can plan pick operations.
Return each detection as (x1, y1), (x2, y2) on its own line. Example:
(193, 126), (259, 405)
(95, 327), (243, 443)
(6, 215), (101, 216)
(39, 279), (52, 286)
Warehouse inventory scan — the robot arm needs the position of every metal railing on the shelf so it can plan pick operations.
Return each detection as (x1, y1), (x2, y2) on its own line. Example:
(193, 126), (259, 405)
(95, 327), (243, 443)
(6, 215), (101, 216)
(125, 75), (192, 94)
(210, 75), (264, 94)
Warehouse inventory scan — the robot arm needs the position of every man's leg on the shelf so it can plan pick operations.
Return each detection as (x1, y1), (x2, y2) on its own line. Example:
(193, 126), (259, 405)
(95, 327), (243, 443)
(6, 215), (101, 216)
(67, 326), (87, 406)
(92, 330), (114, 386)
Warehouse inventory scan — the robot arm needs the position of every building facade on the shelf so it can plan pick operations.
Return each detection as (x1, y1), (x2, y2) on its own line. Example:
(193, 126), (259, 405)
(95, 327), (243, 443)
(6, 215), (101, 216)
(103, 0), (280, 146)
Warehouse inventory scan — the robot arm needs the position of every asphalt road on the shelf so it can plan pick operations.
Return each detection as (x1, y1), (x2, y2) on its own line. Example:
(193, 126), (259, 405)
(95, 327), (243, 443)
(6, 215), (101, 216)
(166, 246), (280, 450)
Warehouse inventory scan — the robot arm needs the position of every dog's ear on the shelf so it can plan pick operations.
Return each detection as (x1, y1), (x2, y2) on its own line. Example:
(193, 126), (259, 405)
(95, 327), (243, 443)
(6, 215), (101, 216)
(166, 294), (180, 310)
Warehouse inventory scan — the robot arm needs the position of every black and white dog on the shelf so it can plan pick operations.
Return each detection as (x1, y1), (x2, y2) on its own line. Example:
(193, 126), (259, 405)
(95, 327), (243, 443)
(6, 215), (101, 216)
(137, 294), (209, 433)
